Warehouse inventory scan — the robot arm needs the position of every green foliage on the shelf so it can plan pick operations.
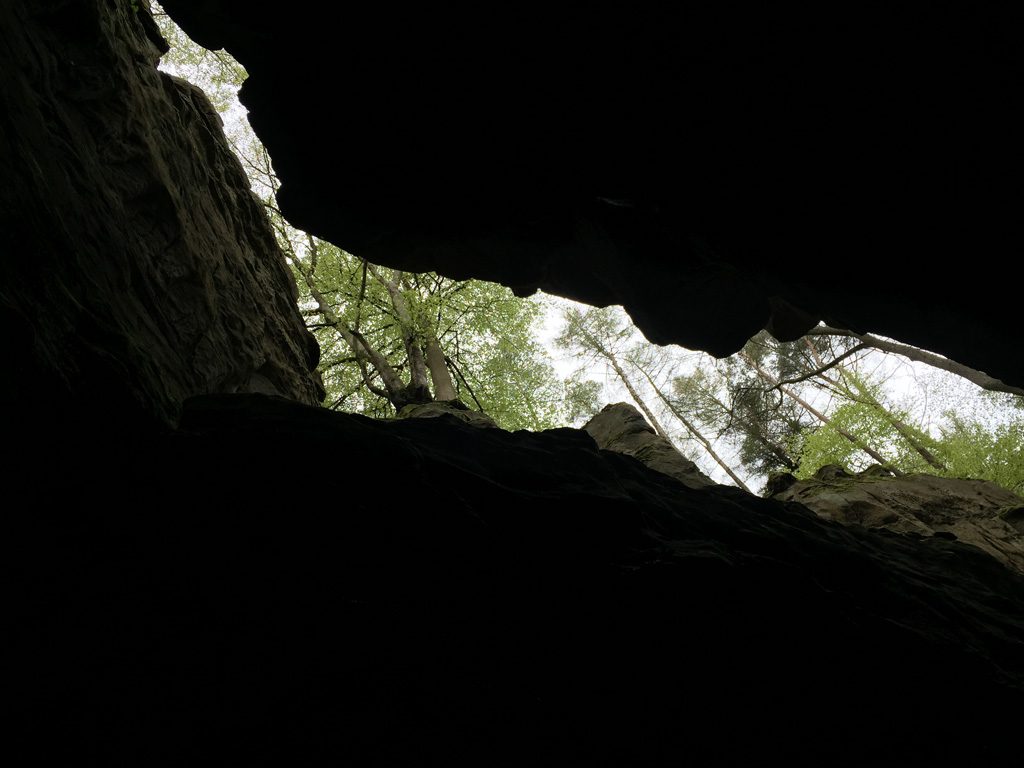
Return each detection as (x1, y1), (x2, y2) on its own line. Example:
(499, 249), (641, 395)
(671, 346), (806, 476)
(292, 239), (564, 430)
(435, 282), (564, 430)
(794, 401), (902, 478)
(938, 416), (1024, 494)
(793, 386), (1024, 496)
(563, 374), (603, 426)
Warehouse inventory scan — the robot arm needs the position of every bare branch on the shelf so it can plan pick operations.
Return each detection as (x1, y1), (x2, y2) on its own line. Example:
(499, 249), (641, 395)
(807, 326), (1024, 397)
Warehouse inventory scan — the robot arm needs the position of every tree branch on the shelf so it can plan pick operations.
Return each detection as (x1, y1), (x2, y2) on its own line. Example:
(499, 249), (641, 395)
(772, 344), (868, 390)
(807, 326), (1024, 397)
(446, 355), (487, 414)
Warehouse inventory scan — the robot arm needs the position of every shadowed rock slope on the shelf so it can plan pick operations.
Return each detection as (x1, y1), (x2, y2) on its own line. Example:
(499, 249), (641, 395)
(771, 464), (1024, 575)
(10, 395), (1024, 765)
(0, 0), (323, 433)
(161, 2), (1022, 387)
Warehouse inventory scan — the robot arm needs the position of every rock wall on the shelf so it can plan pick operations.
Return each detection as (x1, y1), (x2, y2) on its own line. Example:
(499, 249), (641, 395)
(770, 464), (1024, 574)
(0, 0), (323, 432)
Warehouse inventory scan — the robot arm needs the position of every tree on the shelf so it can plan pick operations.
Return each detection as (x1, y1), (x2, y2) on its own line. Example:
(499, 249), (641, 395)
(269, 202), (565, 429)
(632, 358), (752, 492)
(548, 295), (1023, 496)
(937, 416), (1024, 494)
(671, 358), (803, 476)
(743, 332), (1024, 494)
(736, 339), (903, 475)
(556, 305), (752, 490)
(556, 306), (671, 437)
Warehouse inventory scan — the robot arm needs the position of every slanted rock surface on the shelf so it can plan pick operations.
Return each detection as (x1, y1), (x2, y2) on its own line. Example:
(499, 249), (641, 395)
(584, 402), (714, 489)
(771, 464), (1024, 573)
(0, 0), (323, 432)
(10, 395), (1023, 765)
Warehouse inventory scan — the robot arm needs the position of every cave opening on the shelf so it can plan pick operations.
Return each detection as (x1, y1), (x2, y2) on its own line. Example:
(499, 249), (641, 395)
(155, 5), (1022, 501)
(4, 2), (1023, 764)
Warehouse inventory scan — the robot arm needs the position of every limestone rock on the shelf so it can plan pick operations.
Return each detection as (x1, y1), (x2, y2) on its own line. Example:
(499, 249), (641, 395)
(584, 403), (714, 489)
(0, 0), (323, 432)
(770, 464), (1024, 573)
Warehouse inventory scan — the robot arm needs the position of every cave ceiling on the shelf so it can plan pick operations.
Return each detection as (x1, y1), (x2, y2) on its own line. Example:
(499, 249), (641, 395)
(163, 4), (1020, 386)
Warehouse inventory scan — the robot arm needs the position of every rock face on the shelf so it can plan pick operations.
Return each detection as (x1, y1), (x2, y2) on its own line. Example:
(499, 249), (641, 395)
(771, 464), (1024, 574)
(0, 0), (323, 432)
(11, 395), (1024, 764)
(161, 2), (1022, 388)
(584, 402), (714, 489)
(397, 400), (499, 428)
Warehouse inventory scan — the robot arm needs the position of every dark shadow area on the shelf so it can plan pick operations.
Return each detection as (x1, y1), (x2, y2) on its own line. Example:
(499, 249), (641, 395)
(3, 3), (1022, 764)
(9, 395), (1024, 764)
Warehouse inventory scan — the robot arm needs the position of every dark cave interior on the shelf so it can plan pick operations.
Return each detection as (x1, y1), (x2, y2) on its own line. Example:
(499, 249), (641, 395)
(3, 3), (1021, 764)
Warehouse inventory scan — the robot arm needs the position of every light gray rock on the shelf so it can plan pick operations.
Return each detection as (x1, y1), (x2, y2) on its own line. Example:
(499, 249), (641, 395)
(583, 403), (714, 490)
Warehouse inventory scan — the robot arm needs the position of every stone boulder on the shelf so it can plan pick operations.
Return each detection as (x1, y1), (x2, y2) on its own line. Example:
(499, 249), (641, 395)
(584, 402), (714, 489)
(770, 464), (1024, 573)
(397, 400), (499, 428)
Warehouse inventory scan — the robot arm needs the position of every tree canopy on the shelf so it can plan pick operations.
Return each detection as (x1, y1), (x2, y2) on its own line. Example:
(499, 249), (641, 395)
(556, 305), (1024, 497)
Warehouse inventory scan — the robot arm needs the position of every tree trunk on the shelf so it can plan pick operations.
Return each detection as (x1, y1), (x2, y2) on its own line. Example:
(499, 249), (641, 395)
(591, 339), (671, 439)
(370, 266), (431, 404)
(425, 336), (458, 401)
(705, 390), (798, 470)
(291, 255), (408, 406)
(636, 365), (753, 492)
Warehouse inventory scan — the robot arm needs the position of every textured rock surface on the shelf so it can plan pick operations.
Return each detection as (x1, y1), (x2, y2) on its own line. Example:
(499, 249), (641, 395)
(771, 464), (1024, 574)
(584, 402), (714, 489)
(161, 3), (1021, 387)
(397, 400), (499, 428)
(10, 395), (1023, 764)
(0, 0), (323, 431)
